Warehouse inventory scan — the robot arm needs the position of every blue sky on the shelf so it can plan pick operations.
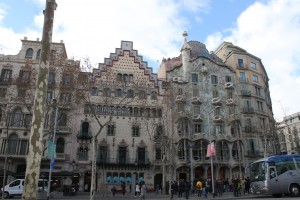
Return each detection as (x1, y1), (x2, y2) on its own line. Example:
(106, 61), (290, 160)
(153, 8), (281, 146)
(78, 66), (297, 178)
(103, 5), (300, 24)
(0, 0), (300, 121)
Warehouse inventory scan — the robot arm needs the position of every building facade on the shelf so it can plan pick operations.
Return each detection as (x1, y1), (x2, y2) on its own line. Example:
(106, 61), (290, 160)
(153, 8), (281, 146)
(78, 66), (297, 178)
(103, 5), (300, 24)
(277, 112), (300, 154)
(0, 33), (279, 193)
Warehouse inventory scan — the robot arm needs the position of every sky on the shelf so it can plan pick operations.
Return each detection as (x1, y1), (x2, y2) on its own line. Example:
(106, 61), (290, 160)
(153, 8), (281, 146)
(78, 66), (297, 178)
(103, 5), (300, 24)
(0, 0), (300, 122)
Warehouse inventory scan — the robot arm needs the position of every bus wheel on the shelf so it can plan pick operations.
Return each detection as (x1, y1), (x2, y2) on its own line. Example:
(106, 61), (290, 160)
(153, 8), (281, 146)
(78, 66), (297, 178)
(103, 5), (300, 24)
(290, 184), (300, 197)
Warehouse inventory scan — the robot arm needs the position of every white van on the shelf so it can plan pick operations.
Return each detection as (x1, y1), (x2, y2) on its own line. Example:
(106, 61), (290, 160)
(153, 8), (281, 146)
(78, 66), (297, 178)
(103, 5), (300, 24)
(1, 179), (48, 198)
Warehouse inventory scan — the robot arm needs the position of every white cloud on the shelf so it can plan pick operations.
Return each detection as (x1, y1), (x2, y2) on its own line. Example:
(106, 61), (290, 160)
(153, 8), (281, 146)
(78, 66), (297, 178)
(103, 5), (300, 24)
(205, 0), (300, 121)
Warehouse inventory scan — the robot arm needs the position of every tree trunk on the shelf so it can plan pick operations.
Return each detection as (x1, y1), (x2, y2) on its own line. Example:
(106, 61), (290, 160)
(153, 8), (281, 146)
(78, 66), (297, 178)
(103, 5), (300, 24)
(90, 137), (97, 200)
(22, 1), (56, 199)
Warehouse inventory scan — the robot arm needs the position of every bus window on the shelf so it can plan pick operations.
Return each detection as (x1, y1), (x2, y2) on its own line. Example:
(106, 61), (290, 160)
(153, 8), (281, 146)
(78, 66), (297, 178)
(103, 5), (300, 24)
(295, 156), (300, 169)
(250, 161), (266, 181)
(269, 168), (276, 179)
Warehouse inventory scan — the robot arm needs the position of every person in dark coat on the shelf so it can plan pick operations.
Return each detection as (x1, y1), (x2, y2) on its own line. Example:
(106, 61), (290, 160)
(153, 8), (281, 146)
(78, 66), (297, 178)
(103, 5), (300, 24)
(185, 180), (191, 199)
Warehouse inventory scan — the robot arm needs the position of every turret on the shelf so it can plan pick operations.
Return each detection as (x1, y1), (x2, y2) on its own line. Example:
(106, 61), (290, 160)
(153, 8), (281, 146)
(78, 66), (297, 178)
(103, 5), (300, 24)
(181, 31), (191, 77)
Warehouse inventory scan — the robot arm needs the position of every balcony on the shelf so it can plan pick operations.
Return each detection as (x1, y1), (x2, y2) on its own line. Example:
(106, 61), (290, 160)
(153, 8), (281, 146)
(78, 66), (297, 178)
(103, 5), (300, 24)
(224, 82), (234, 89)
(213, 115), (223, 122)
(240, 90), (251, 96)
(56, 126), (71, 135)
(191, 114), (203, 122)
(211, 97), (222, 105)
(226, 98), (235, 106)
(239, 78), (249, 84)
(191, 97), (202, 104)
(175, 95), (186, 103)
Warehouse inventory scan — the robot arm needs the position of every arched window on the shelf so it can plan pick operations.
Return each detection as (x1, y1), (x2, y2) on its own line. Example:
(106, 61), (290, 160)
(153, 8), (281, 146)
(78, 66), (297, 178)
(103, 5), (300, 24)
(193, 140), (209, 161)
(139, 91), (146, 99)
(151, 91), (157, 100)
(216, 141), (229, 161)
(82, 122), (89, 137)
(117, 73), (122, 81)
(8, 133), (18, 154)
(56, 138), (65, 153)
(10, 108), (22, 127)
(123, 74), (128, 82)
(178, 140), (185, 160)
(103, 88), (110, 97)
(25, 48), (33, 58)
(232, 141), (242, 161)
(128, 74), (133, 82)
(36, 49), (41, 60)
(115, 89), (122, 97)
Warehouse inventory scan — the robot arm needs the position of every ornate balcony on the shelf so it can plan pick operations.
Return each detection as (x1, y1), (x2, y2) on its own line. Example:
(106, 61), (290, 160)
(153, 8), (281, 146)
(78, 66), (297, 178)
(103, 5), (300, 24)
(191, 114), (203, 122)
(224, 82), (234, 89)
(191, 97), (202, 104)
(211, 97), (222, 105)
(226, 98), (235, 106)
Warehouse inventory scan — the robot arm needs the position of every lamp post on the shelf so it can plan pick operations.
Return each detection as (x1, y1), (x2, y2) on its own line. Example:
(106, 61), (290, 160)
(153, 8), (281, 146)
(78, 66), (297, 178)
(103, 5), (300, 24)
(47, 99), (58, 200)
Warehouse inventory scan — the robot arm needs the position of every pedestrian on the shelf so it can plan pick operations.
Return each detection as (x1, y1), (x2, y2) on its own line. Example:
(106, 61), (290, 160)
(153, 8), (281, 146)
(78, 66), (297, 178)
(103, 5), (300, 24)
(196, 179), (202, 197)
(121, 182), (126, 197)
(135, 182), (140, 197)
(140, 181), (147, 200)
(185, 180), (191, 199)
(111, 186), (116, 196)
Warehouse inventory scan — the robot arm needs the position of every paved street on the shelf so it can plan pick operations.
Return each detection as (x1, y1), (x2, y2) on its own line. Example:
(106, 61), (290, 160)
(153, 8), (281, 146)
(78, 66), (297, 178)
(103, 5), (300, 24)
(32, 191), (300, 200)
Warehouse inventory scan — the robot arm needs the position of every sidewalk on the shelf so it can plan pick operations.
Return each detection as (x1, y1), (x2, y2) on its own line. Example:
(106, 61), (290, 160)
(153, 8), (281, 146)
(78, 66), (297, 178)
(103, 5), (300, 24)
(45, 191), (256, 200)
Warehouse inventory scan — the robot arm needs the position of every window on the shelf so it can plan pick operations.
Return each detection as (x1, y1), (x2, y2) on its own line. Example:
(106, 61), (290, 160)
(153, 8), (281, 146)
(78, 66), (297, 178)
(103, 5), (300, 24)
(252, 74), (259, 82)
(36, 49), (41, 60)
(107, 124), (115, 136)
(47, 91), (53, 102)
(191, 73), (198, 83)
(99, 146), (107, 163)
(178, 140), (185, 160)
(192, 140), (209, 161)
(194, 124), (202, 133)
(155, 148), (162, 160)
(25, 48), (33, 58)
(81, 122), (90, 137)
(192, 88), (199, 97)
(127, 89), (134, 98)
(91, 87), (98, 96)
(117, 73), (122, 81)
(212, 90), (219, 98)
(128, 74), (133, 82)
(216, 141), (229, 161)
(115, 89), (122, 97)
(19, 70), (30, 82)
(60, 93), (71, 103)
(8, 133), (18, 154)
(211, 75), (218, 84)
(56, 138), (64, 153)
(250, 62), (256, 69)
(0, 88), (7, 98)
(194, 106), (200, 114)
(123, 74), (128, 82)
(17, 88), (27, 98)
(48, 73), (55, 86)
(257, 101), (263, 111)
(255, 87), (261, 96)
(178, 88), (183, 95)
(238, 59), (244, 67)
(215, 125), (223, 134)
(132, 125), (140, 137)
(0, 69), (12, 83)
(62, 74), (71, 86)
(78, 146), (89, 160)
(118, 147), (127, 164)
(239, 72), (247, 83)
(225, 76), (232, 82)
(137, 148), (146, 165)
(10, 108), (22, 127)
(227, 90), (233, 98)
(58, 113), (67, 126)
(103, 88), (110, 97)
(232, 142), (242, 160)
(151, 91), (157, 100)
(139, 91), (146, 99)
(23, 114), (32, 127)
(260, 117), (265, 129)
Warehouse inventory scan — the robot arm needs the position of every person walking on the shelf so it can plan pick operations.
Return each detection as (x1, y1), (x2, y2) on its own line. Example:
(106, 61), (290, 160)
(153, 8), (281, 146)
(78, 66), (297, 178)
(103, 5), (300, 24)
(196, 179), (202, 197)
(140, 181), (147, 200)
(135, 182), (140, 197)
(121, 182), (126, 197)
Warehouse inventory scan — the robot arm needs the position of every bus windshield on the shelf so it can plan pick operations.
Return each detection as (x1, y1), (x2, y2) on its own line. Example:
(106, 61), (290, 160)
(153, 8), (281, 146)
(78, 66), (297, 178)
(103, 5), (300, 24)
(250, 161), (266, 182)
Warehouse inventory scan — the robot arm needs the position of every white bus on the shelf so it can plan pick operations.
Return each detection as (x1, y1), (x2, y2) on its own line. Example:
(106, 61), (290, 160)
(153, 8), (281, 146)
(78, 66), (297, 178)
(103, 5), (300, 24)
(248, 154), (300, 197)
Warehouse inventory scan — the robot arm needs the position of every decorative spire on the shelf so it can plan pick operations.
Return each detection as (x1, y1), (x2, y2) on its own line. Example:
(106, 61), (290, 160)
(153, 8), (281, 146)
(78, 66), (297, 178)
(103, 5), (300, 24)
(181, 31), (190, 50)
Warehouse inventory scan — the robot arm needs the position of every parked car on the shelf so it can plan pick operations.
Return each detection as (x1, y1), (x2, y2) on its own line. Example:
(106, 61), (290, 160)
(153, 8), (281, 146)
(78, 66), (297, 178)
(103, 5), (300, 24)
(0, 179), (48, 199)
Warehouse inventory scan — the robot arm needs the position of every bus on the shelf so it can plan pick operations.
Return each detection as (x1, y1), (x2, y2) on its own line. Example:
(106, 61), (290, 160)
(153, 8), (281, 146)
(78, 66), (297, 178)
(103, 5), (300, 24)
(248, 154), (300, 197)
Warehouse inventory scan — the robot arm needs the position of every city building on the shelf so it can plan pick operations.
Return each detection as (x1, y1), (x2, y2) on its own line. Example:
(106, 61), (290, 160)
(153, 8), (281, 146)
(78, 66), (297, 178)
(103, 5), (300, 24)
(277, 112), (300, 154)
(0, 33), (280, 193)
